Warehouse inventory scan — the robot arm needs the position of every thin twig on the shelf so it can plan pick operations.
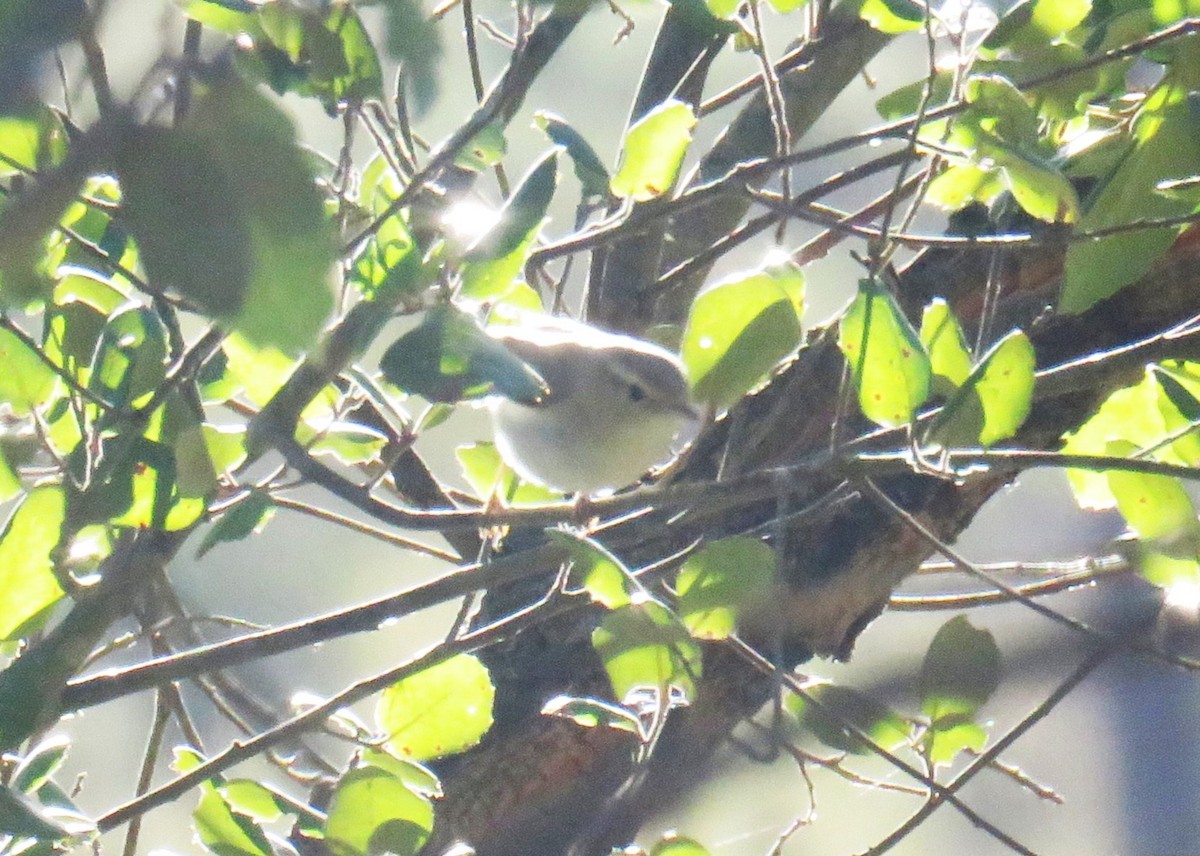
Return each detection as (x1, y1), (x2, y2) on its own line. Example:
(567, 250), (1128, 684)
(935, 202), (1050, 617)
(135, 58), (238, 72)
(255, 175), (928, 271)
(94, 586), (581, 833)
(0, 314), (113, 408)
(728, 637), (1036, 855)
(121, 691), (171, 856)
(863, 641), (1122, 855)
(745, 0), (792, 244)
(859, 476), (1200, 672)
(173, 19), (202, 125)
(269, 494), (461, 563)
(80, 21), (114, 117)
(656, 150), (911, 291)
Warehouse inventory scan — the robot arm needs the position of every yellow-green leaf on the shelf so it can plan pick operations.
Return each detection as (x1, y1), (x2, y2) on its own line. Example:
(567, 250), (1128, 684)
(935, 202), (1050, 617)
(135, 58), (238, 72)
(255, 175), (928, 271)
(592, 598), (701, 703)
(675, 536), (775, 639)
(681, 266), (803, 409)
(0, 485), (66, 642)
(611, 100), (697, 202)
(377, 654), (495, 761)
(926, 329), (1035, 448)
(838, 278), (931, 427)
(919, 298), (972, 395)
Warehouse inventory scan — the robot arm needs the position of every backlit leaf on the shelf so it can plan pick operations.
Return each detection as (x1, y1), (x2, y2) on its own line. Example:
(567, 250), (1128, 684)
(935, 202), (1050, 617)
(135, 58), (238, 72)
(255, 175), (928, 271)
(1061, 86), (1200, 313)
(787, 680), (911, 754)
(611, 100), (697, 201)
(925, 329), (1035, 448)
(377, 654), (495, 761)
(838, 278), (931, 427)
(592, 598), (701, 703)
(676, 537), (775, 639)
(919, 298), (972, 395)
(380, 306), (547, 403)
(325, 766), (433, 856)
(681, 265), (803, 409)
(547, 528), (632, 609)
(0, 485), (66, 642)
(114, 75), (336, 353)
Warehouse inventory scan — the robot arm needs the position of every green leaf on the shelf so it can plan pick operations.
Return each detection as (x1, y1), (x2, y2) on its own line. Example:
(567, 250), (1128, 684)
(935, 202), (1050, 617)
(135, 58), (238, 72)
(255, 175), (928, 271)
(377, 653), (495, 761)
(1061, 86), (1200, 313)
(650, 834), (711, 856)
(254, 0), (383, 112)
(764, 0), (808, 12)
(1061, 367), (1197, 510)
(838, 278), (931, 427)
(11, 735), (70, 794)
(178, 0), (264, 35)
(925, 329), (1036, 448)
(924, 719), (988, 766)
(1138, 549), (1200, 588)
(302, 421), (387, 466)
(611, 99), (698, 201)
(379, 305), (547, 403)
(704, 0), (737, 21)
(114, 75), (336, 353)
(360, 749), (442, 798)
(546, 528), (633, 609)
(325, 766), (434, 856)
(349, 159), (425, 300)
(0, 485), (66, 642)
(858, 0), (924, 33)
(0, 783), (72, 841)
(461, 151), (558, 300)
(43, 270), (128, 376)
(203, 424), (249, 475)
(194, 784), (273, 856)
(919, 615), (1001, 725)
(675, 537), (775, 640)
(533, 112), (610, 199)
(454, 441), (560, 506)
(787, 680), (911, 755)
(220, 333), (334, 411)
(926, 163), (1006, 212)
(453, 122), (507, 171)
(87, 305), (167, 409)
(218, 780), (284, 825)
(984, 0), (1091, 47)
(929, 76), (1080, 223)
(382, 0), (442, 116)
(875, 73), (953, 122)
(0, 103), (67, 176)
(681, 265), (803, 409)
(919, 299), (972, 395)
(592, 599), (702, 703)
(197, 490), (276, 559)
(0, 325), (57, 414)
(102, 392), (213, 532)
(1106, 439), (1199, 544)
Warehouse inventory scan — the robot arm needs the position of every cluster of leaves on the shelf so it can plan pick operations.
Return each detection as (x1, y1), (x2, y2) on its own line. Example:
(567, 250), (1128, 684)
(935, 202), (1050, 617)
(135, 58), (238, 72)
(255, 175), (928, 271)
(839, 283), (1035, 442)
(842, 0), (1200, 594)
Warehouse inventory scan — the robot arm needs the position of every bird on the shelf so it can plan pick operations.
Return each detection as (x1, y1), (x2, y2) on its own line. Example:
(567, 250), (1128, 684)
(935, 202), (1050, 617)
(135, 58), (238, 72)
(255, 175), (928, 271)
(487, 316), (697, 494)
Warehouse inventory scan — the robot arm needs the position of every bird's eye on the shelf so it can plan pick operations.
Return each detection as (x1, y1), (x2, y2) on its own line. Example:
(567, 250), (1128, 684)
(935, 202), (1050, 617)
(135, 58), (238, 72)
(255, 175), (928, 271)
(628, 384), (646, 402)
